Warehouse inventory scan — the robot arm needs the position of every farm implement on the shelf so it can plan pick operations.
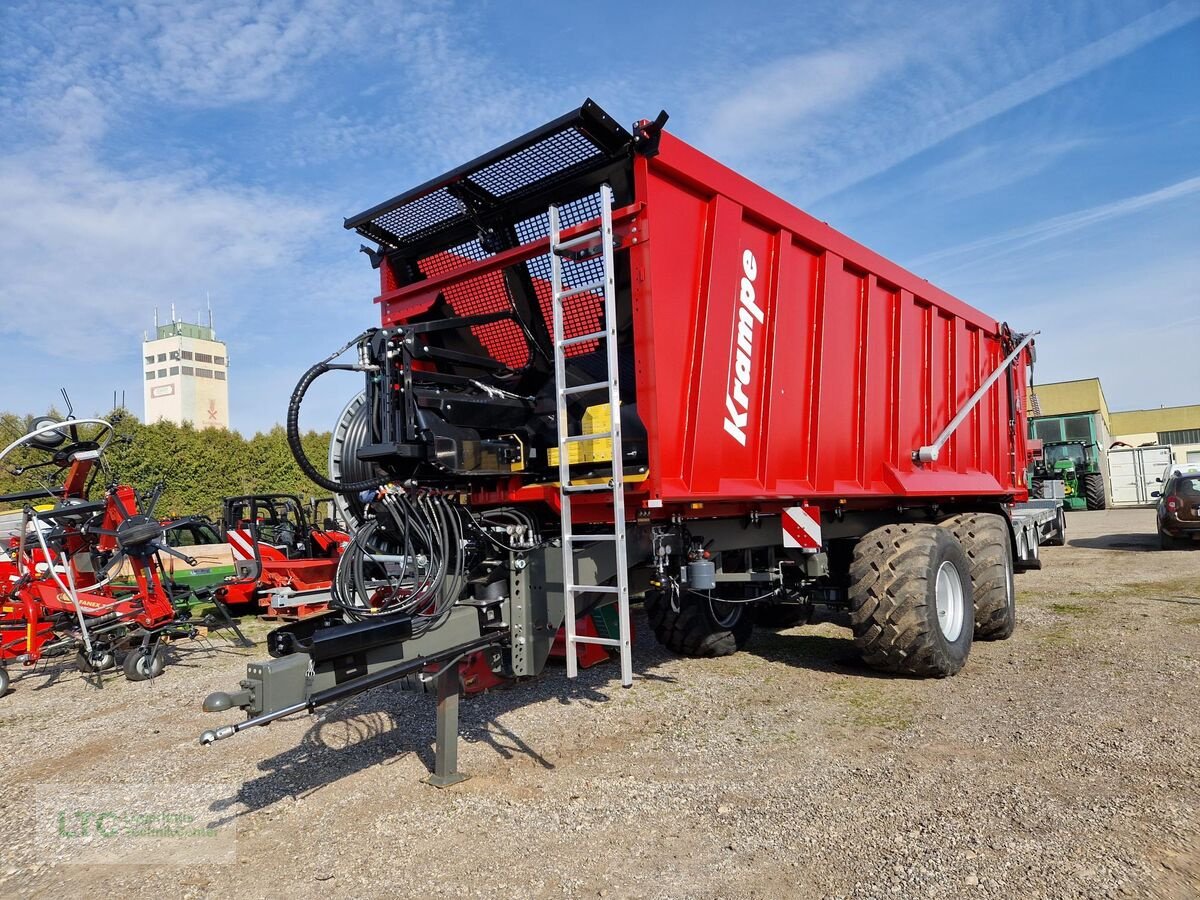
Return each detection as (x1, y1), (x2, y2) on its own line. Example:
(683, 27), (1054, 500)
(200, 100), (1063, 784)
(216, 493), (351, 619)
(0, 415), (247, 696)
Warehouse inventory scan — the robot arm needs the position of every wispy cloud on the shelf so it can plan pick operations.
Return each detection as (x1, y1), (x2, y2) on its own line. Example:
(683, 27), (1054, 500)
(815, 0), (1200, 200)
(0, 145), (327, 358)
(910, 173), (1200, 268)
(690, 1), (1200, 205)
(702, 43), (907, 159)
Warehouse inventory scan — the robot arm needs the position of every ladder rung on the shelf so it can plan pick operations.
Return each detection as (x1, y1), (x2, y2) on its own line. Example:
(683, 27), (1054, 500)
(556, 279), (606, 301)
(565, 533), (619, 541)
(560, 330), (608, 348)
(570, 636), (622, 649)
(561, 381), (609, 396)
(552, 230), (601, 253)
(563, 483), (612, 493)
(567, 585), (620, 594)
(563, 431), (611, 443)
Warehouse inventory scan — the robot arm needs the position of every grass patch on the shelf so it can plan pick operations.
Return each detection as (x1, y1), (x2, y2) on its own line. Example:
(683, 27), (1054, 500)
(1035, 625), (1074, 647)
(1116, 577), (1200, 601)
(1049, 602), (1097, 617)
(830, 681), (915, 731)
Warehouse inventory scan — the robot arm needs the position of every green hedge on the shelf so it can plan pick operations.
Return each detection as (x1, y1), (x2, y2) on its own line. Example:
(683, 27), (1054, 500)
(0, 408), (332, 519)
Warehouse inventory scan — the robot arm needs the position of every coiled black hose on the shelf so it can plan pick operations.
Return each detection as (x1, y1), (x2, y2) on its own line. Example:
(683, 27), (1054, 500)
(286, 343), (388, 494)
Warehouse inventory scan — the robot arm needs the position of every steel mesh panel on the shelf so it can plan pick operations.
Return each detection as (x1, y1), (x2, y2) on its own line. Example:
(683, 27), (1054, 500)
(372, 190), (467, 247)
(470, 127), (603, 198)
(433, 262), (530, 370)
(521, 194), (606, 358)
(414, 192), (606, 363)
(420, 239), (490, 278)
(528, 252), (605, 359)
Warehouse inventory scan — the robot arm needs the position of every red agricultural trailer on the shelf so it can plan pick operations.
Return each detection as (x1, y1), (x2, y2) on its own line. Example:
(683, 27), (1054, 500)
(202, 100), (1063, 784)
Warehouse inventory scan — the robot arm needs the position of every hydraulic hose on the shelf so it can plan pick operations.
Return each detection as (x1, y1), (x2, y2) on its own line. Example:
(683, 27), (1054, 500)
(286, 332), (389, 495)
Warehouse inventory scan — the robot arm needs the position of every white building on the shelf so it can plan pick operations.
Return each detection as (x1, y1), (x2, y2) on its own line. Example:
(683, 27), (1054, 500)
(142, 313), (230, 429)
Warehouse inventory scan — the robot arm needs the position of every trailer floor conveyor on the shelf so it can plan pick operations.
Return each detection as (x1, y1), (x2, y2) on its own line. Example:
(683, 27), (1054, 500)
(200, 100), (1065, 784)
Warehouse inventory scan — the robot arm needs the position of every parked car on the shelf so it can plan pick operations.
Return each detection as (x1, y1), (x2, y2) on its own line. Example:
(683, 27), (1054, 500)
(1155, 473), (1200, 550)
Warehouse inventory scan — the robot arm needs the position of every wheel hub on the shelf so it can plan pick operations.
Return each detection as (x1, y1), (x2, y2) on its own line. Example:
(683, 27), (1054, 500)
(934, 560), (965, 642)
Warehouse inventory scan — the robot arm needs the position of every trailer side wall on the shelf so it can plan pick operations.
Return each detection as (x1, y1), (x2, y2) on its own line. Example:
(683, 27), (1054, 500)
(632, 134), (1028, 505)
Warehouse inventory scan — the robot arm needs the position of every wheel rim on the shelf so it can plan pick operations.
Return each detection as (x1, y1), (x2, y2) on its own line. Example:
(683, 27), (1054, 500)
(934, 561), (965, 642)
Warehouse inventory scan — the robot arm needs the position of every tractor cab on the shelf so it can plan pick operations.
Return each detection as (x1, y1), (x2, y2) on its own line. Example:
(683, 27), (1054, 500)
(1031, 440), (1106, 511)
(221, 495), (316, 560)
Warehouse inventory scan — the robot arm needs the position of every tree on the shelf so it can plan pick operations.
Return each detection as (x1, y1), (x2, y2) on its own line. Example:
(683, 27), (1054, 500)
(0, 407), (334, 518)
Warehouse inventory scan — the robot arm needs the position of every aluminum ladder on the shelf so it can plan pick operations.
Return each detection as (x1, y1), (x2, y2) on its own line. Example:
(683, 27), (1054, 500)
(548, 183), (633, 688)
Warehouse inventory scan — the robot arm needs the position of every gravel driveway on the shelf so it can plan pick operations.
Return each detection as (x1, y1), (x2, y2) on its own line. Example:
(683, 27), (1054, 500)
(1, 508), (1197, 898)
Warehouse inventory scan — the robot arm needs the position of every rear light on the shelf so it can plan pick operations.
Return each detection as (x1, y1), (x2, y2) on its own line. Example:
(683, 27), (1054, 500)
(1166, 496), (1180, 513)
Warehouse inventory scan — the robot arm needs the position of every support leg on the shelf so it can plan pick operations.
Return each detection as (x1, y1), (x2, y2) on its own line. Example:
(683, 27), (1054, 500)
(422, 665), (467, 788)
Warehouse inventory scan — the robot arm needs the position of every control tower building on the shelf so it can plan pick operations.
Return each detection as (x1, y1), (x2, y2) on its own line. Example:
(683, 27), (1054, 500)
(142, 308), (229, 429)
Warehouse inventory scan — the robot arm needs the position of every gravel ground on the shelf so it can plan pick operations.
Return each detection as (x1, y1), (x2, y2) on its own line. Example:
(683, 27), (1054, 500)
(0, 508), (1197, 899)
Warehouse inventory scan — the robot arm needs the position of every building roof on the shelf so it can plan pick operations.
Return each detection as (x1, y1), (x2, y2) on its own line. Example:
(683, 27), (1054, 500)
(151, 321), (219, 342)
(1028, 378), (1111, 422)
(1110, 405), (1200, 436)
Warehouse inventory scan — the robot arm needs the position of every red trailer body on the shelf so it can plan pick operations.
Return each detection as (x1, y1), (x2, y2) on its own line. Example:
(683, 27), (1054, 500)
(362, 108), (1030, 521)
(630, 134), (1028, 507)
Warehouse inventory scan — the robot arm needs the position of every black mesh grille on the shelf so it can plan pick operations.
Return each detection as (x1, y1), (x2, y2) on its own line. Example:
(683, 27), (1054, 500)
(349, 102), (632, 372)
(369, 189), (467, 248)
(522, 195), (606, 358)
(346, 100), (631, 254)
(439, 270), (531, 370)
(415, 193), (607, 367)
(471, 128), (603, 198)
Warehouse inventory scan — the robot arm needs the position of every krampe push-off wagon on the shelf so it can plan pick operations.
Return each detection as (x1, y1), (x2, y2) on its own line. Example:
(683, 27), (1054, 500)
(202, 100), (1062, 784)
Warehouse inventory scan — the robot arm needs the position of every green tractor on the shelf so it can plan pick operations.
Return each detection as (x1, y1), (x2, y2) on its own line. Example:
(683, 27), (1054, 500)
(1031, 440), (1106, 510)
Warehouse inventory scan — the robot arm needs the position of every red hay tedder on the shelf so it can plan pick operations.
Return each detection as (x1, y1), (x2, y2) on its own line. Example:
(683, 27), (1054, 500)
(0, 415), (244, 695)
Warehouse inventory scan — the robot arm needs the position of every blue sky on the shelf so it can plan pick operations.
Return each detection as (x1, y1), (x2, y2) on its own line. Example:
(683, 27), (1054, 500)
(1, 0), (1197, 435)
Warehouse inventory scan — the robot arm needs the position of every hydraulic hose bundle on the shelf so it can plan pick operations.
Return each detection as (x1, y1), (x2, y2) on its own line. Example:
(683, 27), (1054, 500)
(330, 487), (469, 636)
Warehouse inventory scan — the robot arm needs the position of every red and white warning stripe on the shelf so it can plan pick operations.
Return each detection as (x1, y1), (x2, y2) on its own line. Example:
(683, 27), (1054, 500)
(227, 528), (257, 561)
(782, 506), (821, 552)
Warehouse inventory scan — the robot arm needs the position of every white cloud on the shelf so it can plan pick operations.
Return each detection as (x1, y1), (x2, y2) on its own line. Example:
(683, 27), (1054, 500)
(910, 173), (1200, 269)
(702, 45), (905, 159)
(0, 146), (326, 358)
(814, 0), (1200, 200)
(687, 2), (1200, 205)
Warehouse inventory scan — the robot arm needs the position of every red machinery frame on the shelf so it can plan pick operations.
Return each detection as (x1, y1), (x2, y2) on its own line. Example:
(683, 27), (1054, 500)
(367, 128), (1030, 523)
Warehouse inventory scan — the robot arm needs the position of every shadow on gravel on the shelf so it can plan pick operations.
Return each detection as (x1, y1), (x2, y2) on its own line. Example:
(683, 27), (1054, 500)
(745, 629), (892, 679)
(11, 629), (250, 695)
(1069, 533), (1159, 551)
(1146, 595), (1200, 606)
(206, 612), (679, 822)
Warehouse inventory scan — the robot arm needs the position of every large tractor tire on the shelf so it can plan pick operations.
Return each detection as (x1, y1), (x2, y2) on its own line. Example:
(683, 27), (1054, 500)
(848, 524), (974, 677)
(644, 586), (754, 657)
(939, 513), (1015, 641)
(1029, 478), (1044, 500)
(1084, 473), (1106, 510)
